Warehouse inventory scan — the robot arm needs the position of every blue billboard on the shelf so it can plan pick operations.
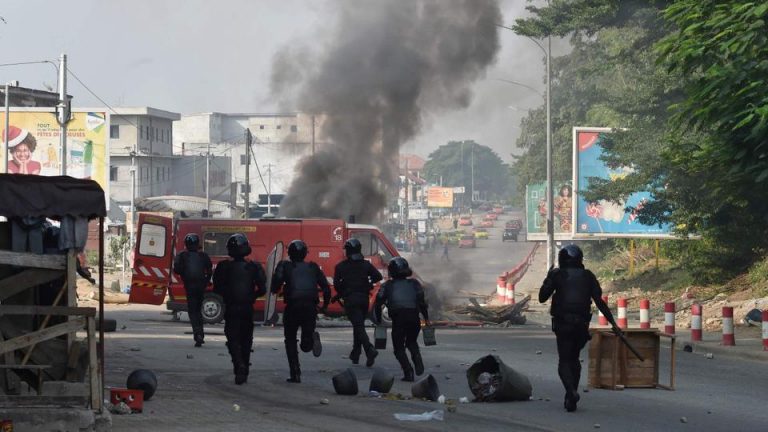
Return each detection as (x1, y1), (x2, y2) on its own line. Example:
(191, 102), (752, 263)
(573, 128), (673, 238)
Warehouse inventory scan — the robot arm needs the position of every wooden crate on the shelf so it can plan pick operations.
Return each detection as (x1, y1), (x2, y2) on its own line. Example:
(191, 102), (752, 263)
(588, 328), (675, 390)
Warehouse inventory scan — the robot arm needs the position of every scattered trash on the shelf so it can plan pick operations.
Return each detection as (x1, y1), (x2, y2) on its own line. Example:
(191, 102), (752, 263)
(342, 355), (349, 359)
(680, 417), (688, 423)
(121, 325), (127, 330)
(127, 369), (158, 401)
(467, 355), (532, 402)
(544, 398), (550, 402)
(744, 308), (763, 326)
(683, 344), (693, 353)
(447, 405), (457, 413)
(535, 350), (542, 355)
(186, 354), (194, 359)
(272, 347), (278, 351)
(707, 411), (712, 415)
(705, 353), (714, 359)
(583, 388), (589, 393)
(320, 398), (330, 405)
(437, 395), (446, 404)
(383, 393), (408, 401)
(368, 390), (382, 398)
(594, 424), (601, 429)
(129, 347), (141, 352)
(459, 397), (469, 404)
(412, 375), (440, 401)
(233, 404), (240, 412)
(370, 368), (395, 393)
(332, 369), (359, 396)
(445, 374), (451, 380)
(108, 401), (132, 415)
(394, 410), (445, 421)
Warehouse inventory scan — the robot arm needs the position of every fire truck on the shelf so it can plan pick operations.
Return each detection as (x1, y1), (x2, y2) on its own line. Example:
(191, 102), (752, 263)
(128, 214), (400, 324)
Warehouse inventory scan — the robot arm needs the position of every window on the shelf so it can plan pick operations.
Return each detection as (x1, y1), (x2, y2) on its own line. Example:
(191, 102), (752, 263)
(259, 125), (265, 130)
(203, 232), (239, 256)
(110, 125), (120, 139)
(241, 184), (251, 193)
(110, 166), (118, 181)
(140, 126), (144, 139)
(138, 224), (166, 257)
(276, 125), (282, 130)
(240, 154), (247, 165)
(156, 167), (160, 181)
(350, 232), (378, 257)
(290, 125), (297, 133)
(146, 126), (150, 140)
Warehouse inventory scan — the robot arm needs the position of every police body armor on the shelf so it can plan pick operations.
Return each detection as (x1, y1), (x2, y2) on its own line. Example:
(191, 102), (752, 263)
(388, 279), (419, 310)
(550, 268), (593, 327)
(223, 261), (260, 306)
(285, 262), (318, 303)
(179, 251), (209, 287)
(340, 260), (373, 301)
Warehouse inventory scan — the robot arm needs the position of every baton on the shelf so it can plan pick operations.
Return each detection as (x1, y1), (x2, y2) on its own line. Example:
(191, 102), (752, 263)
(612, 325), (645, 362)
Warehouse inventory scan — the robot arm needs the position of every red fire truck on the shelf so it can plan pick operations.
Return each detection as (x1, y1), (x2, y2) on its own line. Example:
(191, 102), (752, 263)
(128, 214), (400, 324)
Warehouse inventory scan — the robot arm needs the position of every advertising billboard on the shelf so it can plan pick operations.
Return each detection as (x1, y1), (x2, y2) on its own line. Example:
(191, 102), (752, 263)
(427, 187), (453, 208)
(525, 182), (574, 241)
(1, 109), (109, 198)
(573, 127), (672, 238)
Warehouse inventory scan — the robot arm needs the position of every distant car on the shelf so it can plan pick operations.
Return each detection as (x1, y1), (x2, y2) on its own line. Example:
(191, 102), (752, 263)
(480, 220), (494, 228)
(459, 216), (473, 226)
(474, 228), (489, 239)
(502, 228), (519, 242)
(478, 203), (492, 211)
(506, 219), (522, 230)
(484, 213), (498, 221)
(459, 235), (476, 248)
(492, 206), (504, 214)
(502, 205), (514, 212)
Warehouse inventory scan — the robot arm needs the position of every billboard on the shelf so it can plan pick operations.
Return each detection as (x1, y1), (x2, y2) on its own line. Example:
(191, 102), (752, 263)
(1, 109), (109, 198)
(427, 187), (453, 208)
(573, 127), (672, 238)
(525, 182), (574, 241)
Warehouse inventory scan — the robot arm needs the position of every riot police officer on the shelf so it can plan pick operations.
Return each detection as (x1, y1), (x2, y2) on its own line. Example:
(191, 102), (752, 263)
(212, 233), (266, 385)
(374, 257), (429, 382)
(173, 233), (213, 347)
(271, 240), (331, 383)
(539, 244), (617, 412)
(333, 238), (383, 367)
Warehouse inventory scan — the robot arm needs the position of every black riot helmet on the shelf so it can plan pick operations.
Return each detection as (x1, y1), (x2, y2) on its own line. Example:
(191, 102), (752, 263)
(226, 233), (252, 258)
(184, 233), (200, 251)
(388, 257), (412, 279)
(288, 240), (308, 262)
(344, 238), (363, 260)
(558, 244), (584, 268)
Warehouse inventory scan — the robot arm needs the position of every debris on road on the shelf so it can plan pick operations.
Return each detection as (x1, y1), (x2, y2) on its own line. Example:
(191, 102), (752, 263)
(683, 344), (693, 352)
(186, 354), (194, 359)
(108, 401), (132, 415)
(129, 347), (141, 352)
(233, 404), (240, 412)
(394, 410), (444, 421)
(412, 375), (440, 401)
(320, 398), (330, 405)
(467, 355), (532, 402)
(705, 353), (714, 359)
(594, 424), (601, 429)
(680, 417), (688, 423)
(459, 397), (469, 404)
(535, 350), (542, 355)
(451, 296), (530, 325)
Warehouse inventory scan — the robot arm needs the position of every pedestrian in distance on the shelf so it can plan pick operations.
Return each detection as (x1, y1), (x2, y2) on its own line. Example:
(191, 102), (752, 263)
(374, 257), (430, 382)
(538, 245), (619, 412)
(212, 233), (266, 385)
(441, 241), (450, 262)
(173, 233), (213, 347)
(271, 240), (331, 383)
(333, 238), (383, 367)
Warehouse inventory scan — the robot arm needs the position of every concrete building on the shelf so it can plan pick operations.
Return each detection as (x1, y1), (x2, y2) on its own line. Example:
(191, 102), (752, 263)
(173, 112), (325, 210)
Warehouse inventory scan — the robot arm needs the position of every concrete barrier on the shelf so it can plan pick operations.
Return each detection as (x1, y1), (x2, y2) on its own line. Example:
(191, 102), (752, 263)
(722, 306), (735, 346)
(691, 303), (702, 342)
(664, 302), (675, 335)
(639, 299), (650, 329)
(617, 297), (628, 328)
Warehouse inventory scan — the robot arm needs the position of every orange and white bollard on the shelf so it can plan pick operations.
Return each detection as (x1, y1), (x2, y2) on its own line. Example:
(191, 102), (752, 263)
(505, 281), (515, 305)
(762, 310), (768, 351)
(598, 295), (609, 326)
(496, 275), (507, 303)
(639, 299), (650, 329)
(617, 298), (628, 328)
(664, 302), (676, 335)
(722, 306), (735, 346)
(691, 303), (703, 342)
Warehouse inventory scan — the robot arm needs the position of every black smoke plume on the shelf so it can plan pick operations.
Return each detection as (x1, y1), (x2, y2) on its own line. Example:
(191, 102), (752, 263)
(272, 0), (501, 222)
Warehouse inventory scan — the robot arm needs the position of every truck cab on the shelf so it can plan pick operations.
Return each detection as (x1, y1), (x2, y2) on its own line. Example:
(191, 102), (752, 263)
(128, 215), (399, 324)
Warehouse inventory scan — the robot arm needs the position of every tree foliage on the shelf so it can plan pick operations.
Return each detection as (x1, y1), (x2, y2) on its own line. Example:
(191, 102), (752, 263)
(423, 141), (511, 201)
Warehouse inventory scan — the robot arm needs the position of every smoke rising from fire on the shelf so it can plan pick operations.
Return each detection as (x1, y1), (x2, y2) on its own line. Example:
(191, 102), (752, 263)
(272, 0), (501, 222)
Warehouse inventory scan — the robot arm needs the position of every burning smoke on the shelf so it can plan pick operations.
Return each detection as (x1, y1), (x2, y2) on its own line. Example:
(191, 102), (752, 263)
(272, 0), (501, 222)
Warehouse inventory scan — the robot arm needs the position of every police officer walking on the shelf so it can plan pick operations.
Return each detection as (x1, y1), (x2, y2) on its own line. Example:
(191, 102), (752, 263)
(271, 240), (331, 383)
(374, 257), (429, 382)
(212, 234), (266, 385)
(539, 245), (617, 412)
(333, 238), (383, 367)
(173, 233), (213, 347)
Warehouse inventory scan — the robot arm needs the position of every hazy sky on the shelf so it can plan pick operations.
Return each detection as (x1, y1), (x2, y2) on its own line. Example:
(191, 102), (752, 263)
(1, 0), (556, 162)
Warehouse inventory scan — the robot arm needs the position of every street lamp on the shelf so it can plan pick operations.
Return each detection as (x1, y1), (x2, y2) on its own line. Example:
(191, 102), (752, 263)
(497, 24), (555, 269)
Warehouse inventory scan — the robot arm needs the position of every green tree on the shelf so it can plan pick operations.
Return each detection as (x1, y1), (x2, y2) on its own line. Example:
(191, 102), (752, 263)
(423, 141), (511, 202)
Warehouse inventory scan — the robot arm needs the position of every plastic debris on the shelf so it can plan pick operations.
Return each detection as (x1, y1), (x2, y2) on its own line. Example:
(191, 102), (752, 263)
(459, 397), (469, 404)
(437, 395), (446, 404)
(680, 417), (688, 423)
(535, 350), (542, 355)
(186, 354), (194, 359)
(108, 401), (132, 415)
(594, 424), (601, 429)
(472, 372), (499, 400)
(394, 410), (444, 421)
(705, 353), (714, 359)
(447, 405), (457, 413)
(683, 344), (693, 353)
(368, 391), (382, 398)
(320, 398), (330, 405)
(233, 404), (240, 412)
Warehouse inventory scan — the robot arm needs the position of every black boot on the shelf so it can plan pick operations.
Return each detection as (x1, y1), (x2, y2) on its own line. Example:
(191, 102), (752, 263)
(235, 365), (248, 385)
(194, 333), (204, 348)
(312, 331), (322, 357)
(286, 341), (301, 383)
(395, 350), (414, 381)
(349, 347), (361, 365)
(408, 344), (424, 376)
(364, 345), (378, 368)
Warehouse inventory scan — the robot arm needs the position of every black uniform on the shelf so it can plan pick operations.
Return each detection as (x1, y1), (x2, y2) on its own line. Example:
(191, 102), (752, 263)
(334, 257), (383, 365)
(271, 259), (331, 382)
(539, 262), (615, 411)
(212, 258), (266, 382)
(173, 250), (213, 345)
(375, 277), (429, 381)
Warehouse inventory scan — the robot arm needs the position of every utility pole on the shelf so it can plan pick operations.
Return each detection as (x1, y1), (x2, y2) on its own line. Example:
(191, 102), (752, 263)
(470, 142), (475, 204)
(129, 151), (137, 247)
(57, 53), (69, 175)
(205, 141), (211, 217)
(311, 114), (316, 155)
(404, 158), (409, 239)
(546, 31), (554, 269)
(4, 82), (10, 174)
(244, 128), (251, 219)
(266, 163), (273, 215)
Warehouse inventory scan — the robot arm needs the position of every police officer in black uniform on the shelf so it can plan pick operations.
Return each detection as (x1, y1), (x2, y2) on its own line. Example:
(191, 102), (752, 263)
(333, 238), (383, 367)
(212, 233), (266, 385)
(271, 240), (331, 383)
(539, 245), (617, 412)
(173, 233), (213, 347)
(374, 257), (429, 382)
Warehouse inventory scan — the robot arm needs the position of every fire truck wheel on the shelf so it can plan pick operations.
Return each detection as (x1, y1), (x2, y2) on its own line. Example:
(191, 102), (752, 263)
(201, 293), (225, 325)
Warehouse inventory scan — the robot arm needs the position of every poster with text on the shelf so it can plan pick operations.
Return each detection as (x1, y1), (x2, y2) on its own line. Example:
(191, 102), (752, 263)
(426, 187), (454, 208)
(573, 127), (671, 238)
(1, 109), (109, 200)
(525, 182), (574, 241)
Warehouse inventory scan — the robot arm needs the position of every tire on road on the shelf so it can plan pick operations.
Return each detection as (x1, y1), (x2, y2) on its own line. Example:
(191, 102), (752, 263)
(201, 292), (225, 325)
(96, 318), (117, 332)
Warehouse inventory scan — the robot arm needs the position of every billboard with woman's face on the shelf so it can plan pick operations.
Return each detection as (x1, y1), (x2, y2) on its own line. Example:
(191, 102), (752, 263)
(525, 181), (574, 241)
(1, 109), (109, 195)
(573, 127), (672, 238)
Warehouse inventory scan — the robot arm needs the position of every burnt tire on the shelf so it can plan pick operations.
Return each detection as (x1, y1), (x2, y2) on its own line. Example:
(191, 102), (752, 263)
(127, 369), (157, 400)
(96, 318), (117, 333)
(201, 292), (225, 325)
